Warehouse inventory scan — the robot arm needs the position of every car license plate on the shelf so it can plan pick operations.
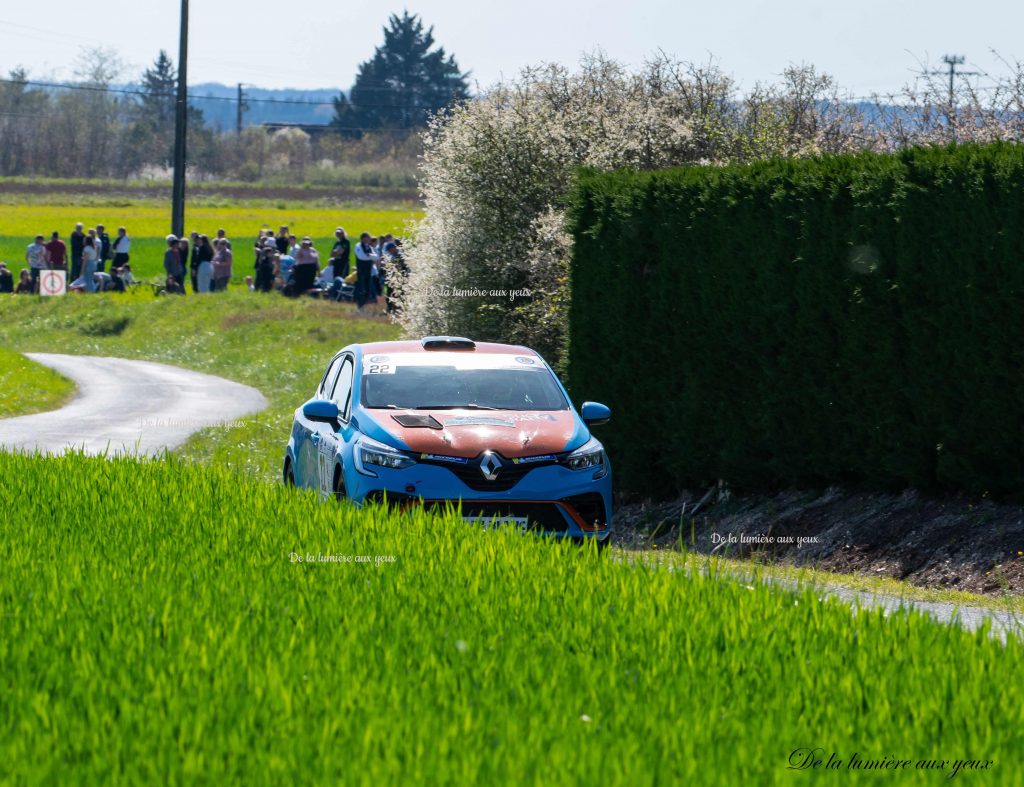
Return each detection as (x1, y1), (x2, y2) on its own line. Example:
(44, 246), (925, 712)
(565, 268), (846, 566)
(465, 515), (529, 531)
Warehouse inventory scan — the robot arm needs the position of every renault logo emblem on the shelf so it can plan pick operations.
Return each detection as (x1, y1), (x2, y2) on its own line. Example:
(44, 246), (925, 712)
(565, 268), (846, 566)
(479, 451), (503, 480)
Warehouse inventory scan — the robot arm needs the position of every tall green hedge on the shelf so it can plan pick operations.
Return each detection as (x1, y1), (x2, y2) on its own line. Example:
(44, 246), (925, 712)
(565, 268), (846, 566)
(568, 143), (1024, 498)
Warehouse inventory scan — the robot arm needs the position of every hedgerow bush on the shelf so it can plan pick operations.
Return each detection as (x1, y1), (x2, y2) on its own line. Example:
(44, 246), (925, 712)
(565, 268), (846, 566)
(568, 143), (1024, 498)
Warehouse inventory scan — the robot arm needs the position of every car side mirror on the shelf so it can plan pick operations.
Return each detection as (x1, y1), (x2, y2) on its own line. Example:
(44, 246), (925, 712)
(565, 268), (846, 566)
(581, 401), (611, 426)
(303, 399), (340, 423)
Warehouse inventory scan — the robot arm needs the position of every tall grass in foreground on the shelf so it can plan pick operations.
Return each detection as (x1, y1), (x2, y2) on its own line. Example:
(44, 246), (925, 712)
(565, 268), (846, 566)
(1, 452), (1022, 785)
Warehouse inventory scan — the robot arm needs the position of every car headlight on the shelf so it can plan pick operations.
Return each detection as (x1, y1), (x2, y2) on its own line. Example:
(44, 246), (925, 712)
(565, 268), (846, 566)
(563, 437), (608, 478)
(354, 436), (416, 477)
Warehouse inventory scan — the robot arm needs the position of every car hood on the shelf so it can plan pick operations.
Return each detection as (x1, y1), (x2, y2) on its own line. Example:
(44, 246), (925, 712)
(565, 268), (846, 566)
(362, 408), (587, 459)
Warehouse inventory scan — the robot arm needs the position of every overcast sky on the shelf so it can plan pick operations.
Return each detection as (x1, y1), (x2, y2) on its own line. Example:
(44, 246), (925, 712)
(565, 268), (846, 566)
(3, 0), (1023, 96)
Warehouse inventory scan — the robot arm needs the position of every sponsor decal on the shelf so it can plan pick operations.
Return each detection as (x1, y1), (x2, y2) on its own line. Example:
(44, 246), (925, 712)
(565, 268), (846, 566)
(507, 413), (558, 423)
(511, 454), (557, 465)
(444, 416), (516, 428)
(419, 453), (470, 464)
(361, 352), (545, 372)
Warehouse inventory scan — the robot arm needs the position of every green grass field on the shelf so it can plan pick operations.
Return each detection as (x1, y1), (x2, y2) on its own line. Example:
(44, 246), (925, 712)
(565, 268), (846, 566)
(0, 346), (75, 418)
(0, 289), (399, 480)
(1, 450), (1020, 785)
(0, 196), (422, 281)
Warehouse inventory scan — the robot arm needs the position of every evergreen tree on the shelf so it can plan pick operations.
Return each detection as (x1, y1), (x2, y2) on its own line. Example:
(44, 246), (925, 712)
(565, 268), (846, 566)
(332, 12), (469, 133)
(140, 50), (177, 128)
(135, 50), (208, 167)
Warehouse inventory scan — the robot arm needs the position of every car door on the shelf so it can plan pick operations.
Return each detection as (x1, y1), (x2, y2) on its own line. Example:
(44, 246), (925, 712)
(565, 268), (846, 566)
(315, 354), (354, 498)
(298, 354), (344, 489)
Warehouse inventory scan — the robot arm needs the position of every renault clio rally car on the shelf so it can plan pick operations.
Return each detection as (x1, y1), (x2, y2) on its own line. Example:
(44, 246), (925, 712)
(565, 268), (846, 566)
(283, 336), (613, 542)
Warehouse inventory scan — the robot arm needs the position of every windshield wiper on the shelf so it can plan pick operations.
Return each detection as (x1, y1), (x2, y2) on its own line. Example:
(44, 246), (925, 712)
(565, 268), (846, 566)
(416, 404), (502, 411)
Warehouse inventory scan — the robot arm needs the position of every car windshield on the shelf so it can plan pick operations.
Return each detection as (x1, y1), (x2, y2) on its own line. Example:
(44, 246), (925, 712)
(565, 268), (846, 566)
(362, 361), (569, 411)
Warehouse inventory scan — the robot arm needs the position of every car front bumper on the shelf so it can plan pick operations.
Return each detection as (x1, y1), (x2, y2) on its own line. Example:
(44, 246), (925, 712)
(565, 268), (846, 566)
(348, 461), (612, 540)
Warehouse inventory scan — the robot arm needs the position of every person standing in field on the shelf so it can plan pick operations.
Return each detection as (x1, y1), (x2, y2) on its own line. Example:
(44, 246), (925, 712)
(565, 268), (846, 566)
(354, 232), (379, 310)
(330, 227), (351, 278)
(255, 247), (278, 293)
(86, 229), (102, 268)
(196, 243), (214, 293)
(45, 232), (67, 272)
(164, 234), (185, 291)
(187, 231), (200, 293)
(195, 235), (214, 292)
(216, 228), (231, 250)
(25, 234), (48, 294)
(211, 238), (233, 291)
(95, 224), (111, 272)
(276, 226), (290, 255)
(69, 222), (85, 282)
(294, 237), (319, 269)
(81, 236), (99, 293)
(112, 227), (130, 267)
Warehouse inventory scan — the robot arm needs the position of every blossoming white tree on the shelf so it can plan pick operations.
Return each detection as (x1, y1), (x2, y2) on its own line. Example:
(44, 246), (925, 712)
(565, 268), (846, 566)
(399, 52), (1024, 367)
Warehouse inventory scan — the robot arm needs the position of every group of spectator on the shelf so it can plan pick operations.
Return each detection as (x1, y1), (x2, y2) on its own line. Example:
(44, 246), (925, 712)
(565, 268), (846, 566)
(249, 225), (406, 312)
(161, 229), (234, 295)
(2, 223), (134, 294)
(1, 222), (408, 312)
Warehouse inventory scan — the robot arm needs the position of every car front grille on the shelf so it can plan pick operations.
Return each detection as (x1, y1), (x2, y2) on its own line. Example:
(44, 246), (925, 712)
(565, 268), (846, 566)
(419, 453), (559, 492)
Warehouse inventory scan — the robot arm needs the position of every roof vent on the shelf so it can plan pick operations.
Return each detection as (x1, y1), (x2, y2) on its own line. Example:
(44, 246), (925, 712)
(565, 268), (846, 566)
(421, 336), (476, 350)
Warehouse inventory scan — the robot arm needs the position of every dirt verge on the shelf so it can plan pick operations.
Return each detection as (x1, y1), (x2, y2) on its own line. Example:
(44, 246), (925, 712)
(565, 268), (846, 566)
(614, 486), (1024, 597)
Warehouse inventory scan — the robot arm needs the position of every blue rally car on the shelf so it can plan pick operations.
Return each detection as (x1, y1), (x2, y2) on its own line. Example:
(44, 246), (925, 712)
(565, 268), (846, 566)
(283, 336), (613, 543)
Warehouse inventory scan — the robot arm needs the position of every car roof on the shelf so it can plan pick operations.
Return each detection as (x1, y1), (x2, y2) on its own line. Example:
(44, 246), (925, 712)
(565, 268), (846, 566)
(355, 340), (539, 356)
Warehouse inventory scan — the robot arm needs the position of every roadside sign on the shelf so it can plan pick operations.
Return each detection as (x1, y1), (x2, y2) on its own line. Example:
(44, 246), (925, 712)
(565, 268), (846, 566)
(40, 270), (66, 296)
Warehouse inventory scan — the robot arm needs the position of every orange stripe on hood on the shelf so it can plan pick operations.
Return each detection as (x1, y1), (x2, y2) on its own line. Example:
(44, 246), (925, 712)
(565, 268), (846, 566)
(371, 409), (580, 459)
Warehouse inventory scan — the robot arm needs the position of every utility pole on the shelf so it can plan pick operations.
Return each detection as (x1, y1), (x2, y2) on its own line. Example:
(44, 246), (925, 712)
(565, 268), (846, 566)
(236, 82), (248, 135)
(171, 0), (189, 238)
(928, 54), (980, 108)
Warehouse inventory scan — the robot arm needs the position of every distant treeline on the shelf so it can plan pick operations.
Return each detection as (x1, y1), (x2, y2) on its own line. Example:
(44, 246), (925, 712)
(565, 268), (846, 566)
(0, 68), (419, 186)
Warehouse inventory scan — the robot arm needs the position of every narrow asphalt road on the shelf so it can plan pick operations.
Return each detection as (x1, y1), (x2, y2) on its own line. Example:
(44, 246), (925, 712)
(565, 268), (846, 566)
(0, 353), (268, 456)
(804, 581), (1022, 639)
